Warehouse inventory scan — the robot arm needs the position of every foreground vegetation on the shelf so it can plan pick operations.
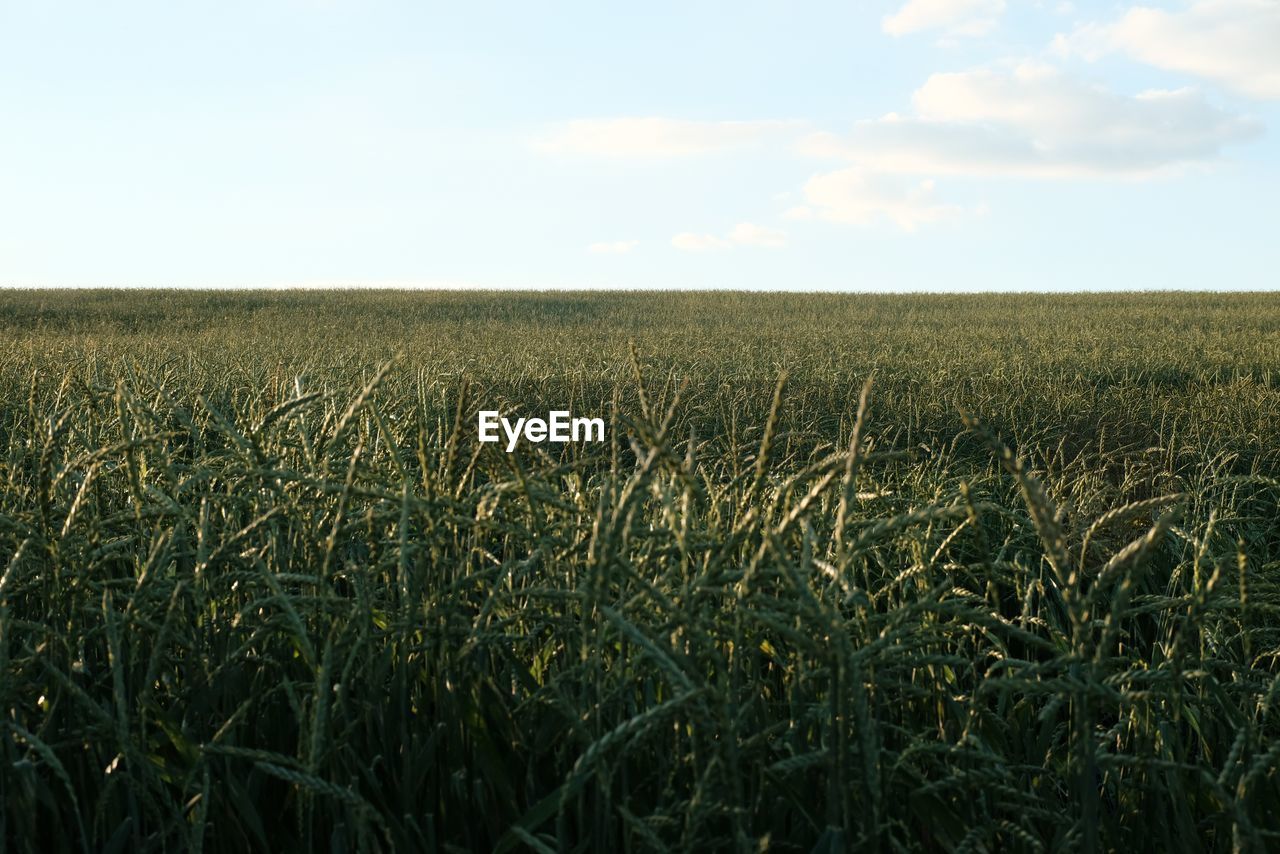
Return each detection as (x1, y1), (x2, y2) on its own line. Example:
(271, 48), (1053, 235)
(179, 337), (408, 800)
(2, 289), (1279, 852)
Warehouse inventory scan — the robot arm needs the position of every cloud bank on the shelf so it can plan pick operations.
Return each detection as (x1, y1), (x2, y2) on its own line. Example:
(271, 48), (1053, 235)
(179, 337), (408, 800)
(883, 0), (1006, 37)
(800, 63), (1260, 179)
(1056, 0), (1280, 101)
(672, 223), (788, 251)
(787, 170), (967, 231)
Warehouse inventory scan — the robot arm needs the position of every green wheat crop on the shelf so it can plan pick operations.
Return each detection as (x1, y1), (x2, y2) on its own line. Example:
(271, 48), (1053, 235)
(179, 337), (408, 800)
(1, 289), (1278, 852)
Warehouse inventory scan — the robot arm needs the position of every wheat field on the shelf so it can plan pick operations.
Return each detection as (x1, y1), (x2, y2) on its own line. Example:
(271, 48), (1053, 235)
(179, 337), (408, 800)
(2, 289), (1279, 852)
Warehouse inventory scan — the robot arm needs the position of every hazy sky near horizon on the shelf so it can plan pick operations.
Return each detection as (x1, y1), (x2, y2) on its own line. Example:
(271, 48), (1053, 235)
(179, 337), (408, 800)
(2, 1), (1278, 291)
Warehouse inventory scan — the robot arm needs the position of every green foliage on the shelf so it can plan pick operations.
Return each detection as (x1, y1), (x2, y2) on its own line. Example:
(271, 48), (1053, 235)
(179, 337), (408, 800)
(1, 289), (1279, 852)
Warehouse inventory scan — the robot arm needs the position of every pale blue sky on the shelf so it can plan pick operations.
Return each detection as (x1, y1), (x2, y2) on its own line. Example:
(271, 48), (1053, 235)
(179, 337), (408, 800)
(2, 0), (1277, 290)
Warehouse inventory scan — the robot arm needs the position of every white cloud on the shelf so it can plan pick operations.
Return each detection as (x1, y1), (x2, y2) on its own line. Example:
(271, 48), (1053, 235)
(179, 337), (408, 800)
(587, 240), (639, 254)
(787, 169), (966, 231)
(800, 63), (1259, 178)
(883, 0), (1006, 36)
(535, 117), (797, 157)
(672, 223), (788, 251)
(1054, 0), (1280, 100)
(672, 232), (733, 251)
(728, 222), (788, 248)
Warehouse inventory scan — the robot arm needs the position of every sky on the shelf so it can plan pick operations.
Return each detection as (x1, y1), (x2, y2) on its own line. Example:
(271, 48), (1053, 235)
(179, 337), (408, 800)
(2, 0), (1278, 291)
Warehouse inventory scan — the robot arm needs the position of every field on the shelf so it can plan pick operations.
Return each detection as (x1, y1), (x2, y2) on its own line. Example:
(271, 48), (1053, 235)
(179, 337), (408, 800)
(2, 289), (1280, 853)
